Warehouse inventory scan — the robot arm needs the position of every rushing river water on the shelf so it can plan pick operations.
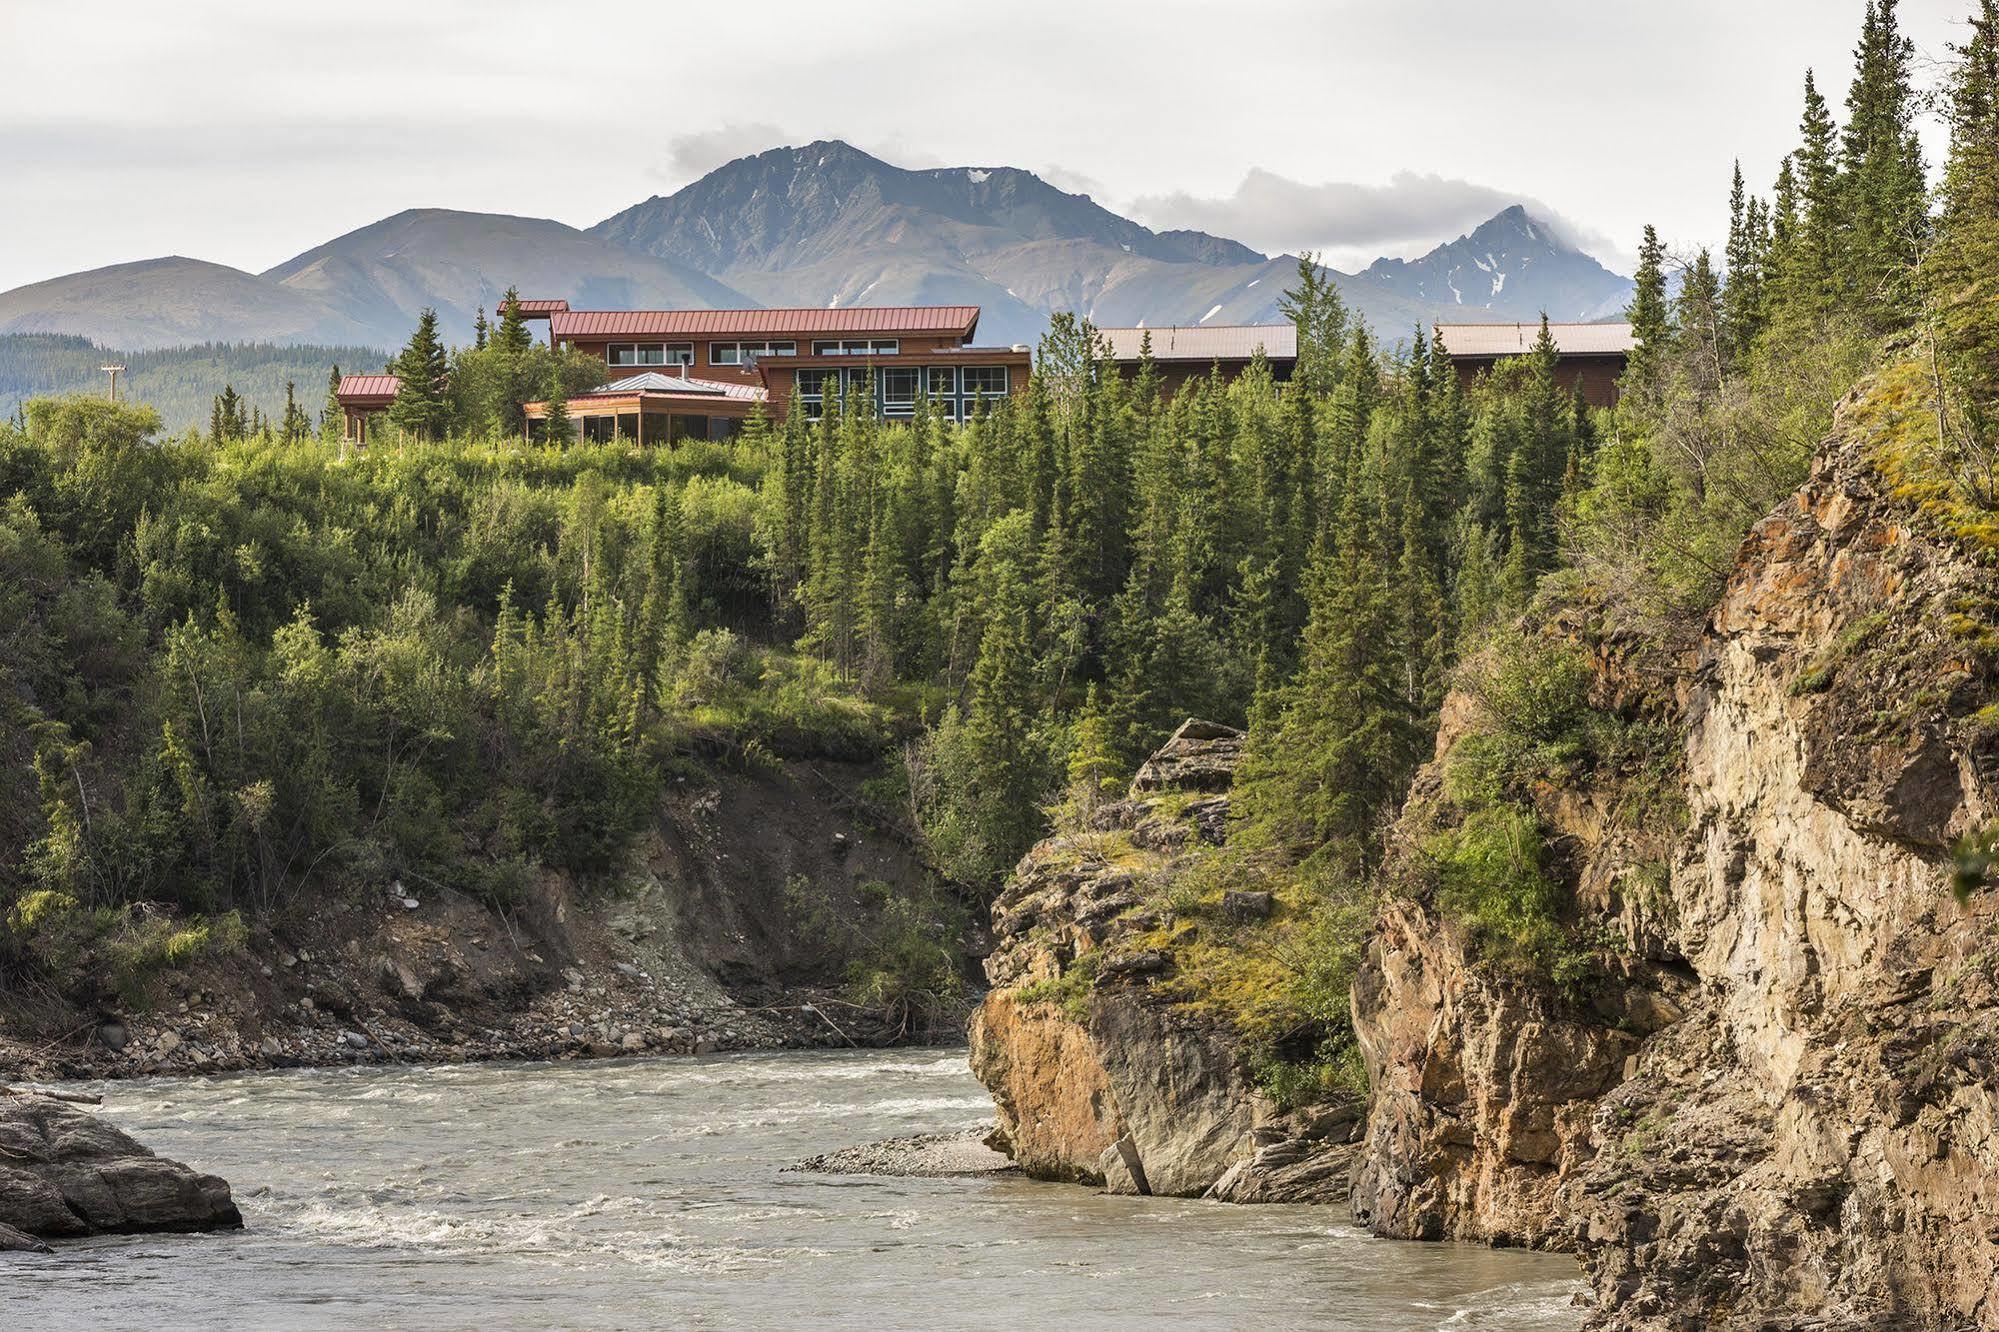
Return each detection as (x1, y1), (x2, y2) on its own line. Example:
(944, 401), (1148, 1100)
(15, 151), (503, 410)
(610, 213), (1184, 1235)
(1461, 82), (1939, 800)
(5, 1049), (1582, 1330)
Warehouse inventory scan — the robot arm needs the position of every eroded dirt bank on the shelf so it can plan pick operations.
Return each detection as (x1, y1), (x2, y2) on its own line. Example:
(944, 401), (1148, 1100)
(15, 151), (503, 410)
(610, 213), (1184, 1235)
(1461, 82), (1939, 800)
(1, 758), (965, 1081)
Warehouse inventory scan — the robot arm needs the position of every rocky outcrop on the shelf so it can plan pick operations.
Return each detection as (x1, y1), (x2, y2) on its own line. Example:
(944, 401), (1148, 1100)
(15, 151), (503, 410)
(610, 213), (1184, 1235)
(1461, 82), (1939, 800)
(969, 720), (1360, 1200)
(1352, 379), (1999, 1328)
(1564, 412), (1999, 1330)
(1350, 617), (1695, 1251)
(0, 1094), (240, 1247)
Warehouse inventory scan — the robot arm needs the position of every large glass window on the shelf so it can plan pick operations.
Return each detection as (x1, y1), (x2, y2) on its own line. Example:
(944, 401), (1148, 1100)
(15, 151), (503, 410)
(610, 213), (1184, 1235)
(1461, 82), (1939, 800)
(606, 342), (692, 367)
(882, 367), (919, 412)
(962, 366), (1010, 398)
(811, 338), (899, 356)
(709, 340), (797, 366)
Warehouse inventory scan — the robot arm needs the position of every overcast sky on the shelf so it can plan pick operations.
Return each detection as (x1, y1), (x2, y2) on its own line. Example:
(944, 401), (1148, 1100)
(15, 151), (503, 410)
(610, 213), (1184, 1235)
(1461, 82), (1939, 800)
(0, 0), (1972, 294)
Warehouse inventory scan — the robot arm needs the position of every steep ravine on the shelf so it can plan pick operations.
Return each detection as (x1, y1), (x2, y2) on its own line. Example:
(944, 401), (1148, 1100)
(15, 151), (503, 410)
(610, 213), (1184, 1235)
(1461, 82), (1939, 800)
(970, 378), (1999, 1329)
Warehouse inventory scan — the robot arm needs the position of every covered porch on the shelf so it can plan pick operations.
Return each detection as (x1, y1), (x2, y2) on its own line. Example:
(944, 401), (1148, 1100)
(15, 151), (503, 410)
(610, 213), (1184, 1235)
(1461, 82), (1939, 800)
(523, 372), (763, 444)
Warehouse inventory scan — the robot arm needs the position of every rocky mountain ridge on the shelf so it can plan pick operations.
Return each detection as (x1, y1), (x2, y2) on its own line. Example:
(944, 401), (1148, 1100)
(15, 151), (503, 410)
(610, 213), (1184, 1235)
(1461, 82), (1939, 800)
(0, 140), (1631, 352)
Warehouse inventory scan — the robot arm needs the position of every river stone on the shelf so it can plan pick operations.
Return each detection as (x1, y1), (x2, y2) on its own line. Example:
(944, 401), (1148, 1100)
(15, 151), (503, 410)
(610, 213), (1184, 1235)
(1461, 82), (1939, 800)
(0, 1094), (240, 1240)
(97, 1023), (129, 1052)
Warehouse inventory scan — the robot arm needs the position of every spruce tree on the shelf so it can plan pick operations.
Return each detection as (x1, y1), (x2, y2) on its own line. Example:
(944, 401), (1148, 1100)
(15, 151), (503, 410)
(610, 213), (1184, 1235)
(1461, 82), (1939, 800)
(280, 380), (313, 442)
(1772, 71), (1842, 332)
(473, 305), (490, 351)
(1928, 0), (1999, 463)
(494, 287), (534, 355)
(1232, 450), (1415, 876)
(322, 364), (342, 439)
(1721, 162), (1767, 363)
(1838, 0), (1928, 327)
(1278, 252), (1349, 394)
(1625, 226), (1672, 396)
(543, 374), (572, 445)
(1676, 249), (1726, 395)
(388, 309), (452, 440)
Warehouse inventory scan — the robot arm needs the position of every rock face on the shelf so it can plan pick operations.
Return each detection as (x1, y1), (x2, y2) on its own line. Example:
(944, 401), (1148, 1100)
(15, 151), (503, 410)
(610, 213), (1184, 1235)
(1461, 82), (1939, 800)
(1564, 416), (1999, 1329)
(0, 1094), (241, 1245)
(1351, 382), (1999, 1328)
(969, 719), (1359, 1200)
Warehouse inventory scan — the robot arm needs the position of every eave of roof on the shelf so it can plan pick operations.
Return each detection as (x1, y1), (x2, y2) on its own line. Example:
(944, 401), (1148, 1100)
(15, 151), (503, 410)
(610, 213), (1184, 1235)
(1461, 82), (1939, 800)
(1094, 324), (1298, 362)
(1433, 322), (1637, 357)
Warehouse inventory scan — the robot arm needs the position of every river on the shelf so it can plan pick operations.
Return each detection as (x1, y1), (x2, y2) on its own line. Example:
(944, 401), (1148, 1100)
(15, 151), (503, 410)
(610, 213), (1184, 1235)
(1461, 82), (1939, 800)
(3, 1049), (1583, 1330)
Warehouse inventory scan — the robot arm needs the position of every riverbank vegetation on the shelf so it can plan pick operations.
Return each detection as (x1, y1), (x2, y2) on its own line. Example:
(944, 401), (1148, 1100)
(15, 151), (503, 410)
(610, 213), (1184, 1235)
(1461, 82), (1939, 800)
(3, 1), (1995, 1081)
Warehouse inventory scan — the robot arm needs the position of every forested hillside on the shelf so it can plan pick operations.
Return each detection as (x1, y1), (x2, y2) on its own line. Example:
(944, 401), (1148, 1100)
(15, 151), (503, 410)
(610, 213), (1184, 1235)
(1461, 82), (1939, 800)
(2, 0), (1995, 1122)
(0, 334), (388, 435)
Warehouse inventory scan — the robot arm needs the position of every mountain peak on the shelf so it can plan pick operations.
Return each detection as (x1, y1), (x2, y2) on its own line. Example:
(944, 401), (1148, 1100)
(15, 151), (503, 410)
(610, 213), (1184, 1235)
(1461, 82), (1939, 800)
(1352, 205), (1630, 321)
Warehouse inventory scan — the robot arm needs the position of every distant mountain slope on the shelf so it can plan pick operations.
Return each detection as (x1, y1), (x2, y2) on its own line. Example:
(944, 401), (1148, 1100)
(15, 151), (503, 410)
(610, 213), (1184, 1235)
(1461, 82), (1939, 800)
(0, 140), (1631, 354)
(0, 333), (390, 434)
(0, 257), (375, 352)
(265, 209), (754, 350)
(593, 141), (1627, 345)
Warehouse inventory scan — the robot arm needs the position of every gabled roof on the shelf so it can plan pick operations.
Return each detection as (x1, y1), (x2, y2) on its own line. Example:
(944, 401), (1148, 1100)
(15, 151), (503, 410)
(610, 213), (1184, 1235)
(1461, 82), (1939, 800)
(1095, 324), (1298, 363)
(1434, 322), (1637, 357)
(337, 374), (401, 399)
(550, 306), (981, 340)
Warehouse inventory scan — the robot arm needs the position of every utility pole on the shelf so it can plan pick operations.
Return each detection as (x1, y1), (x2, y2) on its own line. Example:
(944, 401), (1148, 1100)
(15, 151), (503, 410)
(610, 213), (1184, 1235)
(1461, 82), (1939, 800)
(100, 364), (126, 402)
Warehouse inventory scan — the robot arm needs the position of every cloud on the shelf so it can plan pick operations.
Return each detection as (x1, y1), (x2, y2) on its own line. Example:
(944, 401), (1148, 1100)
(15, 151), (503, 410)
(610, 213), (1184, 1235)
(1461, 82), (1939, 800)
(1035, 163), (1109, 202)
(1129, 168), (1617, 270)
(652, 123), (793, 183)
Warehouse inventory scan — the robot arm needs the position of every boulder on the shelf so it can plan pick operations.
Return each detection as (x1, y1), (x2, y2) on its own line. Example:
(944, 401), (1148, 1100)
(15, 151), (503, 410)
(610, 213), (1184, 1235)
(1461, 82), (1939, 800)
(1129, 719), (1245, 795)
(0, 1094), (240, 1241)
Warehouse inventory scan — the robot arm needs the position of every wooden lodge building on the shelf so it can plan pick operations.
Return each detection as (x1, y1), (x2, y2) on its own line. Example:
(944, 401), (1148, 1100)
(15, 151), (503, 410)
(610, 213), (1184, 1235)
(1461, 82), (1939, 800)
(333, 302), (1637, 443)
(1095, 324), (1296, 396)
(336, 301), (1030, 445)
(1091, 320), (1634, 409)
(1433, 322), (1635, 408)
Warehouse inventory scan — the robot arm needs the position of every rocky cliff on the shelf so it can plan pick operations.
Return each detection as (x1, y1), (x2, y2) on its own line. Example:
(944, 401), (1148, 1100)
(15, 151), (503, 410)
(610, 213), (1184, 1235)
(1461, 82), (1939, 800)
(1351, 375), (1999, 1328)
(968, 720), (1361, 1200)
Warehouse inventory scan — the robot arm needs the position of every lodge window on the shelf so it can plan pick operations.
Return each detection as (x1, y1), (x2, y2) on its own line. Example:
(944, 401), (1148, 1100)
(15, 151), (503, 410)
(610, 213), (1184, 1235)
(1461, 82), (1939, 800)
(962, 366), (1009, 398)
(882, 367), (919, 414)
(796, 368), (828, 418)
(709, 340), (797, 366)
(925, 367), (957, 419)
(606, 342), (693, 367)
(811, 339), (899, 356)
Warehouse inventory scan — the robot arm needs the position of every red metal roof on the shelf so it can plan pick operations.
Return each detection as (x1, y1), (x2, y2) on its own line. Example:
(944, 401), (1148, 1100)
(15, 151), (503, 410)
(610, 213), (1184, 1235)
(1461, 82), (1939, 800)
(501, 298), (570, 315)
(337, 374), (401, 399)
(550, 306), (981, 340)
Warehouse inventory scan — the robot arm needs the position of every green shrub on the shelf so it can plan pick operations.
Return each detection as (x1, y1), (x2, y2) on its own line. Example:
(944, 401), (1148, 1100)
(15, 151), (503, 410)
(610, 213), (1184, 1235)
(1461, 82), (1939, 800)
(1425, 803), (1576, 980)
